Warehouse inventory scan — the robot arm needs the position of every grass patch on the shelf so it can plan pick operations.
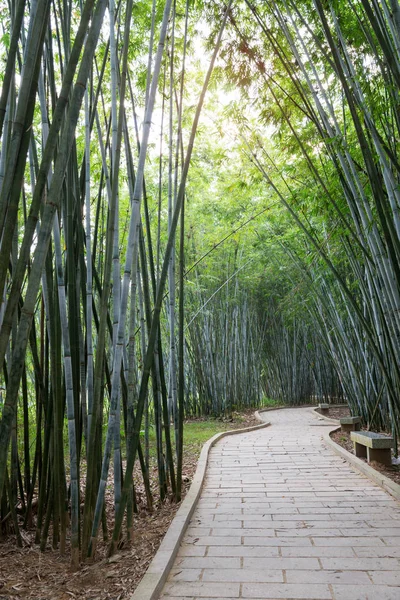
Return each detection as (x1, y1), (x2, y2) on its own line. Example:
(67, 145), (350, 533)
(183, 419), (238, 453)
(137, 411), (259, 463)
(260, 397), (286, 409)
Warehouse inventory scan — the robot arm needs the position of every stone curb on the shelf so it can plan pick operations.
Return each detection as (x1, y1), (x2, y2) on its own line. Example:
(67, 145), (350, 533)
(310, 404), (347, 424)
(254, 406), (285, 420)
(130, 420), (270, 600)
(255, 404), (316, 420)
(256, 404), (346, 424)
(324, 427), (400, 503)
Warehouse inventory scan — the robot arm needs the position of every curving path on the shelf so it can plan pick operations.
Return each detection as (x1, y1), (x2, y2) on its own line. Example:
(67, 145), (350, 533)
(159, 407), (400, 600)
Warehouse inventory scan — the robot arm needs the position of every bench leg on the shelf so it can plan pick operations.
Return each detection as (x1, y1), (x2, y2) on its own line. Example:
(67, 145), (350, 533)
(342, 423), (361, 433)
(354, 442), (367, 459)
(367, 447), (392, 466)
(342, 424), (353, 433)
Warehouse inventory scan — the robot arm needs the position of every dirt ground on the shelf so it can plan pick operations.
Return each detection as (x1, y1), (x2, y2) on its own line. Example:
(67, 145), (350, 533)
(0, 411), (260, 600)
(331, 429), (400, 487)
(315, 405), (350, 420)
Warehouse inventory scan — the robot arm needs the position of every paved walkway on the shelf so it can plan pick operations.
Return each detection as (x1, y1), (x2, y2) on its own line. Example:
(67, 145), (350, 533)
(159, 407), (400, 600)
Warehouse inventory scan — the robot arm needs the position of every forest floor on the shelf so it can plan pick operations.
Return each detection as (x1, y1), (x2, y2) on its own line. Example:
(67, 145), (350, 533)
(315, 405), (350, 420)
(0, 410), (259, 600)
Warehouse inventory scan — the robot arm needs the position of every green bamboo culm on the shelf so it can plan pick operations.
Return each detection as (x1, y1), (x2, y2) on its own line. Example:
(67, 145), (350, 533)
(0, 0), (99, 371)
(0, 0), (108, 566)
(87, 0), (173, 557)
(108, 0), (233, 556)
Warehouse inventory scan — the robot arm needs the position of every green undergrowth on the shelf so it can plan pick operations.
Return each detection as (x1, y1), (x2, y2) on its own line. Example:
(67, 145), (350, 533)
(260, 397), (286, 409)
(44, 405), (291, 474)
(136, 411), (260, 463)
(182, 419), (244, 454)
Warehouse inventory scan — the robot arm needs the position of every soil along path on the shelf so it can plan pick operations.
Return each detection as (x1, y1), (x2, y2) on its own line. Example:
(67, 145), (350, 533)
(159, 407), (400, 600)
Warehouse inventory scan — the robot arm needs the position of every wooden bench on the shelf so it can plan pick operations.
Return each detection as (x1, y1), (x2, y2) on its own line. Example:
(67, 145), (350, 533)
(340, 416), (361, 433)
(318, 403), (330, 415)
(350, 431), (394, 466)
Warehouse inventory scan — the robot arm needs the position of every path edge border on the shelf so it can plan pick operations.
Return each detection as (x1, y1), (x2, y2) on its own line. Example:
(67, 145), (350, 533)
(254, 404), (316, 419)
(324, 427), (400, 502)
(130, 420), (270, 600)
(256, 403), (347, 424)
(310, 405), (347, 424)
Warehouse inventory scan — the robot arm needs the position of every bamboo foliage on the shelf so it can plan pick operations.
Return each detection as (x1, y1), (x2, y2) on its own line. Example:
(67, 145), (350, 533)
(223, 0), (400, 431)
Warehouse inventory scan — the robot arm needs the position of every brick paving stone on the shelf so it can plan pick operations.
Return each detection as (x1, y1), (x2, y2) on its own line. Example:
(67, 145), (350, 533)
(339, 527), (400, 537)
(368, 571), (400, 585)
(176, 545), (206, 557)
(185, 535), (242, 546)
(212, 515), (246, 522)
(159, 597), (196, 600)
(321, 557), (400, 570)
(275, 518), (368, 528)
(243, 557), (320, 569)
(270, 513), (346, 521)
(206, 545), (280, 557)
(168, 569), (202, 582)
(201, 568), (283, 583)
(158, 407), (400, 600)
(285, 568), (371, 584)
(241, 582), (332, 599)
(242, 505), (296, 513)
(251, 506), (299, 514)
(312, 536), (386, 546)
(243, 536), (313, 546)
(366, 519), (400, 526)
(275, 528), (343, 537)
(210, 527), (275, 536)
(175, 557), (241, 569)
(161, 582), (240, 597)
(332, 584), (400, 599)
(185, 527), (212, 536)
(355, 547), (400, 557)
(373, 536), (400, 545)
(195, 508), (242, 515)
(281, 545), (356, 557)
(322, 501), (399, 508)
(208, 520), (244, 528)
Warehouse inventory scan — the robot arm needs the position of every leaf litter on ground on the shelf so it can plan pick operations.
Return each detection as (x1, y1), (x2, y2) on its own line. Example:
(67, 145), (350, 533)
(0, 410), (260, 600)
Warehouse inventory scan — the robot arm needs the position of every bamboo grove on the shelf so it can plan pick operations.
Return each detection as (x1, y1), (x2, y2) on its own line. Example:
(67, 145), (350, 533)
(222, 0), (400, 435)
(0, 0), (399, 568)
